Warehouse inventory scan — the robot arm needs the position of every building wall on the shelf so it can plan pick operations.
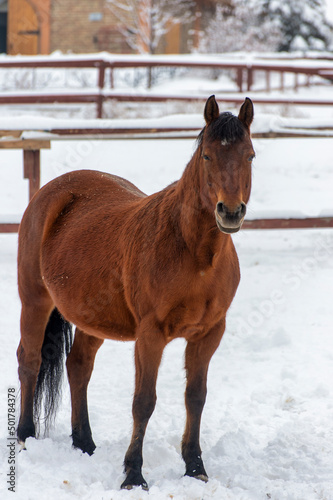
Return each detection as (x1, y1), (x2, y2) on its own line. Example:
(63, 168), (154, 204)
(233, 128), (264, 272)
(50, 0), (135, 54)
(7, 0), (220, 55)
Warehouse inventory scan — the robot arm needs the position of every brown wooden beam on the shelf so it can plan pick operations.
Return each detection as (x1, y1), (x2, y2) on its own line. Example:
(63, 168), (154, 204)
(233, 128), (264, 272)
(0, 94), (98, 105)
(0, 139), (50, 149)
(0, 92), (332, 109)
(243, 217), (333, 230)
(0, 223), (20, 232)
(23, 150), (40, 200)
(2, 217), (332, 234)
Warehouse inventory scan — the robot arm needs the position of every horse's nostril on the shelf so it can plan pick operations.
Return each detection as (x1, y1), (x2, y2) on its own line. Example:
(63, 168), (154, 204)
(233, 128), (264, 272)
(216, 202), (224, 216)
(240, 202), (246, 217)
(233, 203), (246, 218)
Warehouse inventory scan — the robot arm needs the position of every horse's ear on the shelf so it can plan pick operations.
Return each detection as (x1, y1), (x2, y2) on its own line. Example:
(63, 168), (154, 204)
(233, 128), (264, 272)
(238, 97), (254, 129)
(204, 95), (219, 125)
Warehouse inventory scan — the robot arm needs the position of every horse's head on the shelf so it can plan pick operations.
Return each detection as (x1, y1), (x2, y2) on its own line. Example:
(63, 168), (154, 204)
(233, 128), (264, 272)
(198, 95), (254, 234)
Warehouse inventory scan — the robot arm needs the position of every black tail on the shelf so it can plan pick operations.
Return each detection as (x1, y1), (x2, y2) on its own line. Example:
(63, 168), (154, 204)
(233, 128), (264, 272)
(34, 308), (73, 435)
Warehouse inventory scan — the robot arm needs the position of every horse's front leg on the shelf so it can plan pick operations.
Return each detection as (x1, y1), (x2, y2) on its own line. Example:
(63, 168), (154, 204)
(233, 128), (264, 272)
(121, 322), (166, 491)
(182, 320), (225, 481)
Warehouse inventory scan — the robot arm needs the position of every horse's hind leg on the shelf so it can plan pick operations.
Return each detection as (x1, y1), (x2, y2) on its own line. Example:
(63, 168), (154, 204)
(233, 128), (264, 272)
(66, 328), (103, 455)
(17, 300), (53, 444)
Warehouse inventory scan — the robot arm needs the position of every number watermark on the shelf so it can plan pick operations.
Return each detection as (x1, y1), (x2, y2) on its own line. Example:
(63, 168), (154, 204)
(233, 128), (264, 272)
(7, 387), (16, 492)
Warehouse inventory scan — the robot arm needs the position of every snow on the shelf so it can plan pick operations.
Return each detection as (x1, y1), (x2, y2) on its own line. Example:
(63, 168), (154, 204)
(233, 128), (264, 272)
(0, 113), (206, 132)
(327, 0), (333, 22)
(1, 58), (333, 500)
(1, 110), (333, 142)
(0, 51), (330, 70)
(0, 112), (327, 138)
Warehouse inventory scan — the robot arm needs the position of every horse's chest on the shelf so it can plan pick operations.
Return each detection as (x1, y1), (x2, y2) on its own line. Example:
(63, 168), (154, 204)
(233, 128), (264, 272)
(156, 269), (238, 341)
(166, 300), (220, 341)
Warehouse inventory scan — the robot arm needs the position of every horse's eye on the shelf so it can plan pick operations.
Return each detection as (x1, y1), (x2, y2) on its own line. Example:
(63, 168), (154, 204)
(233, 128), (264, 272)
(203, 155), (211, 161)
(248, 154), (255, 162)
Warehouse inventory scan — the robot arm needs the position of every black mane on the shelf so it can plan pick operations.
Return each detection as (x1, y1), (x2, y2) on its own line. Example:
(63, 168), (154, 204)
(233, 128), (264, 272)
(197, 111), (246, 146)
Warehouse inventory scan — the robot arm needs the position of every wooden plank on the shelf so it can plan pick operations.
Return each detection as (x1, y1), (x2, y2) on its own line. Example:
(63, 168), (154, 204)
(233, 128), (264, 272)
(0, 223), (20, 233)
(0, 140), (50, 149)
(0, 130), (22, 138)
(103, 93), (333, 107)
(0, 94), (98, 104)
(48, 127), (201, 136)
(251, 132), (333, 138)
(243, 217), (333, 230)
(0, 92), (332, 108)
(0, 59), (104, 68)
(2, 217), (333, 234)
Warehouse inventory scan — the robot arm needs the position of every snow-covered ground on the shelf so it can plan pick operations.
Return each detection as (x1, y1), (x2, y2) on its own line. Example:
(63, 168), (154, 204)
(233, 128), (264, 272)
(0, 60), (333, 500)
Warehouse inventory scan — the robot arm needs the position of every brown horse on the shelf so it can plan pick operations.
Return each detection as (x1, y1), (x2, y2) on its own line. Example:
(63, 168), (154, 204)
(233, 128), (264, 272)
(17, 95), (254, 490)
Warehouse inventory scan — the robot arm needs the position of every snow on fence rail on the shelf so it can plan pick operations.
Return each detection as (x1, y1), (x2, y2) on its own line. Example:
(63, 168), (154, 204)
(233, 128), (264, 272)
(1, 112), (333, 139)
(0, 54), (332, 117)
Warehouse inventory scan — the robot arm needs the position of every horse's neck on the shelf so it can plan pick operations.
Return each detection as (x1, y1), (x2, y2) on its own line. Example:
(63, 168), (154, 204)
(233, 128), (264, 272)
(175, 148), (229, 268)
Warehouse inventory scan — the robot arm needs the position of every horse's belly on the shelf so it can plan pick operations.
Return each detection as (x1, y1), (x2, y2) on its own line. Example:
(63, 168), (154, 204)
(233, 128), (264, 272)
(41, 254), (137, 341)
(48, 288), (136, 340)
(52, 291), (136, 341)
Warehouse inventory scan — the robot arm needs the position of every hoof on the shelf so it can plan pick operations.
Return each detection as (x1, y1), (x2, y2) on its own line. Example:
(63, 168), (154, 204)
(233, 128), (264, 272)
(194, 473), (209, 483)
(72, 431), (96, 456)
(121, 469), (149, 491)
(185, 460), (208, 482)
(17, 422), (35, 444)
(72, 442), (96, 456)
(185, 471), (209, 483)
(17, 439), (27, 452)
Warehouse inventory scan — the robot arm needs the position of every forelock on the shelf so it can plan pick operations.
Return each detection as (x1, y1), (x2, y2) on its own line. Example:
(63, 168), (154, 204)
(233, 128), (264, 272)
(197, 112), (246, 146)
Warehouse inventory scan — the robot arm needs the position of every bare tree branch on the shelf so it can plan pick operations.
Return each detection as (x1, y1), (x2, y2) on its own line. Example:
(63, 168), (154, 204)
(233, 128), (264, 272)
(106, 0), (195, 53)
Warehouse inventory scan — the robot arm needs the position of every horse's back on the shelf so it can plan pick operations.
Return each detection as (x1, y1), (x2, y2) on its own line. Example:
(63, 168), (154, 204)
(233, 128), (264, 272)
(36, 169), (145, 212)
(20, 169), (145, 237)
(18, 170), (145, 302)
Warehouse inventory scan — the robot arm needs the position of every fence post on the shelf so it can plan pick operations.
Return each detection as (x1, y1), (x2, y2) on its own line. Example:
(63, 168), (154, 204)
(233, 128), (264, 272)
(265, 70), (271, 92)
(280, 72), (284, 92)
(247, 67), (253, 92)
(147, 66), (152, 89)
(110, 66), (114, 89)
(97, 62), (106, 118)
(23, 150), (40, 200)
(236, 68), (243, 92)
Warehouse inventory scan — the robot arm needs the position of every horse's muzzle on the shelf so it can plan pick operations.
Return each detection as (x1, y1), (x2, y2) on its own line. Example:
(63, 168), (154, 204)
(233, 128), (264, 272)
(215, 202), (246, 234)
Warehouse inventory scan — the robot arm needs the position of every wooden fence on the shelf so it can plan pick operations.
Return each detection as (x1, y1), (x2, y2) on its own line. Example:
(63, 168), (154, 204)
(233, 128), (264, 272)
(0, 54), (332, 232)
(0, 54), (332, 117)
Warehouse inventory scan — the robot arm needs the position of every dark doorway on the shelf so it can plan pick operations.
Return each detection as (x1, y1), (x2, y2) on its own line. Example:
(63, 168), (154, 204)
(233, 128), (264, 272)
(0, 12), (7, 53)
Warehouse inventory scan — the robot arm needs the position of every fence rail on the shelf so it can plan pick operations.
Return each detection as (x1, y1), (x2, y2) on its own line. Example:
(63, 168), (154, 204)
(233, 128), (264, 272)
(0, 91), (332, 119)
(0, 54), (332, 117)
(243, 217), (333, 230)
